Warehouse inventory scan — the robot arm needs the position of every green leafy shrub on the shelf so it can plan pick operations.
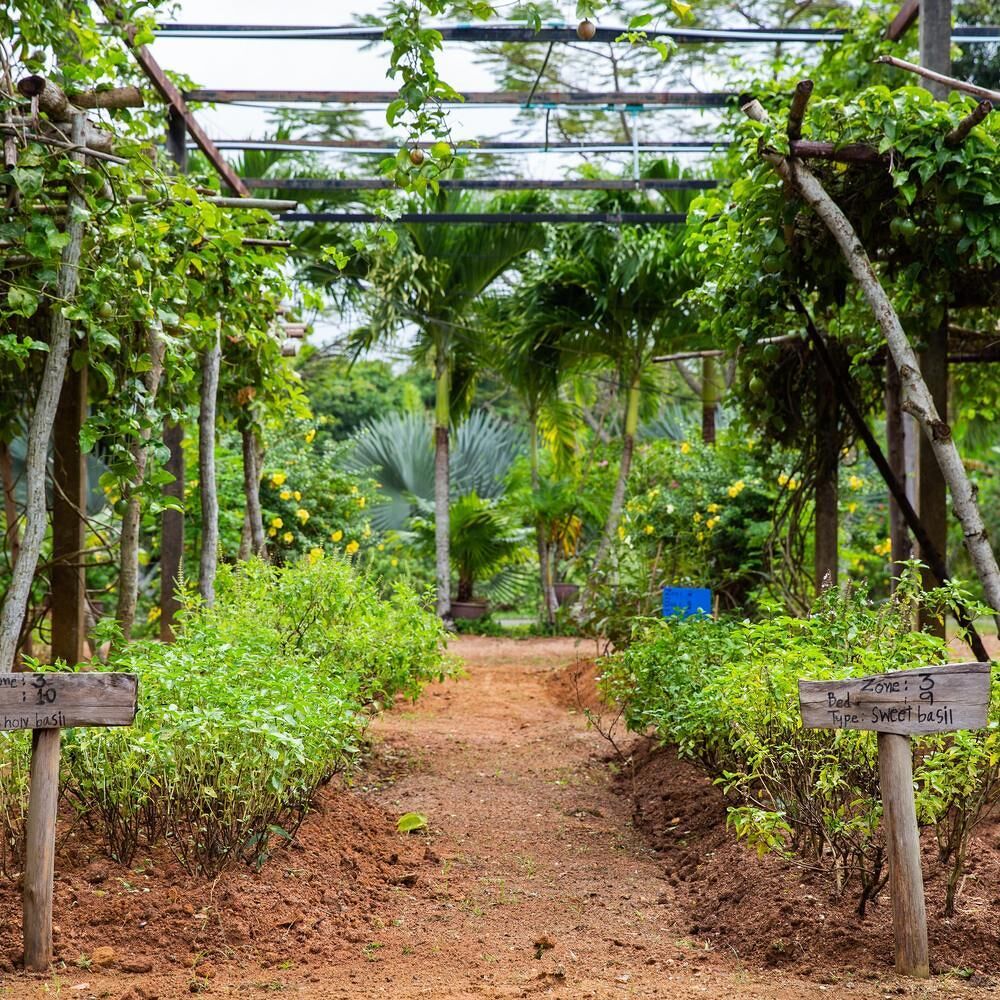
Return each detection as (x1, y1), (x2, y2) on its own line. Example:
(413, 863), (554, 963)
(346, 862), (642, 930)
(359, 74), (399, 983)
(601, 571), (998, 914)
(1, 557), (446, 877)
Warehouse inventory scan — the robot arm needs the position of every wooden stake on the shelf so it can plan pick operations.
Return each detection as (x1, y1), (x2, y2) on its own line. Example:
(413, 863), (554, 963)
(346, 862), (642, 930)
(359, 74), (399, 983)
(877, 732), (929, 978)
(23, 728), (61, 972)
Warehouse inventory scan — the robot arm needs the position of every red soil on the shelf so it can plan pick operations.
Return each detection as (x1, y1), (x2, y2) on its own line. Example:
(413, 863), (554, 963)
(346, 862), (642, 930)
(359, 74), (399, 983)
(0, 636), (994, 999)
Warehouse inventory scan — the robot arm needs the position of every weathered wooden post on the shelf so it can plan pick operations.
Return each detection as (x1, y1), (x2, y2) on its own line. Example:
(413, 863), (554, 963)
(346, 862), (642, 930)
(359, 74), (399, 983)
(1, 672), (138, 971)
(799, 661), (991, 978)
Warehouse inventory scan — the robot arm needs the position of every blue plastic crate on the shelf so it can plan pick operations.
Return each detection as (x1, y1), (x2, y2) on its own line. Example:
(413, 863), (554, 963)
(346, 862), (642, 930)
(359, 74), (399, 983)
(662, 586), (713, 620)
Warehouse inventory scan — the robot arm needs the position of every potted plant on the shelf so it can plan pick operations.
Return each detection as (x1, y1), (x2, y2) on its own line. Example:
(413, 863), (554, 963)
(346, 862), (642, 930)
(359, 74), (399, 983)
(411, 493), (532, 619)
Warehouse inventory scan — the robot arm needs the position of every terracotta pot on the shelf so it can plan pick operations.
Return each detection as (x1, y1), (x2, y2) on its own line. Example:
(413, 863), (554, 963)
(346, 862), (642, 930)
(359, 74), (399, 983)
(553, 583), (579, 607)
(450, 599), (489, 620)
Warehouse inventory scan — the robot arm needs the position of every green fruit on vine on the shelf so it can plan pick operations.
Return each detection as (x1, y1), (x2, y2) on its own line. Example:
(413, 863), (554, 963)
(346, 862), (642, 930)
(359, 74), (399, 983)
(128, 252), (144, 270)
(945, 212), (963, 234)
(762, 254), (783, 274)
(97, 301), (114, 320)
(748, 375), (765, 395)
(113, 498), (129, 517)
(393, 169), (410, 189)
(408, 147), (425, 166)
(431, 140), (452, 160)
(762, 343), (779, 361)
(897, 219), (918, 240)
(577, 18), (597, 40)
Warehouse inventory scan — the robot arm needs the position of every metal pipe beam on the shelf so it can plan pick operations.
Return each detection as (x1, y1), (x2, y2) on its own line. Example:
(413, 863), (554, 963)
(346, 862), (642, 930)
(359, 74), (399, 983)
(195, 138), (723, 155)
(278, 211), (687, 224)
(244, 177), (718, 191)
(183, 89), (735, 108)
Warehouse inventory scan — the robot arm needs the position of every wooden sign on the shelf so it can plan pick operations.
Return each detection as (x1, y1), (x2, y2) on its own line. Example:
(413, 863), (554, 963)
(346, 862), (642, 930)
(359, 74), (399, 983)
(799, 660), (992, 981)
(5, 672), (138, 973)
(798, 662), (990, 735)
(1, 672), (138, 731)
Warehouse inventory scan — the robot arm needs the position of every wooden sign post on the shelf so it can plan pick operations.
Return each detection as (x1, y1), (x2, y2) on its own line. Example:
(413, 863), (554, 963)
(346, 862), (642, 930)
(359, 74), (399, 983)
(1, 672), (138, 972)
(799, 661), (991, 979)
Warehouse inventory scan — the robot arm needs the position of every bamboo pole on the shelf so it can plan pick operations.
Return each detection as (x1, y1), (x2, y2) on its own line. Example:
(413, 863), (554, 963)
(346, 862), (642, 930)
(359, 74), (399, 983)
(198, 323), (221, 606)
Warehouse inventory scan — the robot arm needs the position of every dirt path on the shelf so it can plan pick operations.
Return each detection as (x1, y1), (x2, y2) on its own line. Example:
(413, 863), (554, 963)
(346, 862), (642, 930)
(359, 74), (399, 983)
(0, 637), (982, 999)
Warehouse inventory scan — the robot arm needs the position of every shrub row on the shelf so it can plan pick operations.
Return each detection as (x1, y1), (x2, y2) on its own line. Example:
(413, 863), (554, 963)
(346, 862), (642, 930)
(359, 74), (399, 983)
(600, 572), (1000, 915)
(0, 557), (447, 875)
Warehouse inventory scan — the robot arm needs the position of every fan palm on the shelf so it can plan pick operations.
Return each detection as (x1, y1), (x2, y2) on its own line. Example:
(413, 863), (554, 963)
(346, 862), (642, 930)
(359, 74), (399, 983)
(352, 187), (545, 617)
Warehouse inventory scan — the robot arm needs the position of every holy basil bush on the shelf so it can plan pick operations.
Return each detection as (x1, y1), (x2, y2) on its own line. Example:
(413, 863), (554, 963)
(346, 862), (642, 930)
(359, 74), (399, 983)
(600, 571), (999, 915)
(1, 557), (446, 875)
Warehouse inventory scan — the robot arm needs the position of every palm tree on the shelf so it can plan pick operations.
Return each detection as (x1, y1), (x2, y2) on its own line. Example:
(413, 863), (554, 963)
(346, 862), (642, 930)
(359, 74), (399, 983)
(353, 188), (545, 617)
(513, 205), (696, 594)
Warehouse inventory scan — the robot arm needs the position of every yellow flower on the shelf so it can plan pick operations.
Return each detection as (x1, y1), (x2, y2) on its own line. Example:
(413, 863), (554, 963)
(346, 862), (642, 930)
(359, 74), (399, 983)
(350, 485), (359, 495)
(644, 524), (655, 535)
(618, 525), (626, 540)
(270, 517), (283, 529)
(727, 480), (745, 498)
(308, 547), (324, 564)
(362, 524), (372, 539)
(345, 540), (360, 555)
(270, 472), (287, 487)
(692, 512), (702, 523)
(146, 606), (161, 623)
(706, 516), (720, 529)
(390, 557), (399, 567)
(296, 508), (310, 523)
(268, 527), (277, 538)
(788, 478), (799, 491)
(778, 473), (789, 487)
(279, 490), (292, 500)
(680, 441), (691, 454)
(377, 543), (385, 551)
(305, 428), (316, 444)
(847, 502), (858, 514)
(874, 538), (892, 557)
(848, 475), (864, 491)
(696, 531), (705, 542)
(330, 530), (343, 542)
(282, 531), (294, 543)
(357, 496), (366, 509)
(706, 503), (720, 514)
(293, 491), (302, 502)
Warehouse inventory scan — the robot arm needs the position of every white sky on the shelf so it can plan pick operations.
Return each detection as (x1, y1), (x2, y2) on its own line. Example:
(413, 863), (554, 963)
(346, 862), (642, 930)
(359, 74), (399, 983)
(147, 1), (728, 181)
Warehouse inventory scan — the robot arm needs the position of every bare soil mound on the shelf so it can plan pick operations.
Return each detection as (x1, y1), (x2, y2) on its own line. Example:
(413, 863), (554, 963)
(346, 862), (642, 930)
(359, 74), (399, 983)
(624, 735), (1000, 984)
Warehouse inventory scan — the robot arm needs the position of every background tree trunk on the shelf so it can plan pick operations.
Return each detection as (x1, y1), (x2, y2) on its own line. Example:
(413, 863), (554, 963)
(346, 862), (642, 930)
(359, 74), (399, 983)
(434, 352), (451, 619)
(917, 317), (949, 637)
(701, 355), (722, 444)
(116, 324), (166, 640)
(198, 325), (221, 607)
(530, 418), (558, 625)
(0, 115), (87, 673)
(239, 425), (266, 559)
(814, 351), (839, 590)
(589, 376), (641, 578)
(1, 441), (21, 578)
(159, 420), (184, 640)
(886, 356), (913, 590)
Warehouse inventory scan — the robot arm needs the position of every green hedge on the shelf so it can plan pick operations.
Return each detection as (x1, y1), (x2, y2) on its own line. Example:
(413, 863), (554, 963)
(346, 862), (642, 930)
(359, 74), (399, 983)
(1, 557), (447, 875)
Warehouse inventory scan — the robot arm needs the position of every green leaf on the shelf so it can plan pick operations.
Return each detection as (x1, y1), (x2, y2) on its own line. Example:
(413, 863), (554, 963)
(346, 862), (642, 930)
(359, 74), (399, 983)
(396, 811), (428, 833)
(7, 286), (39, 317)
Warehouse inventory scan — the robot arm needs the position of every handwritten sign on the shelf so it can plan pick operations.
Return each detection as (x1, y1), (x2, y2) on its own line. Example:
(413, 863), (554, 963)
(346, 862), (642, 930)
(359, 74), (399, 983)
(798, 662), (990, 736)
(0, 672), (138, 731)
(662, 587), (712, 620)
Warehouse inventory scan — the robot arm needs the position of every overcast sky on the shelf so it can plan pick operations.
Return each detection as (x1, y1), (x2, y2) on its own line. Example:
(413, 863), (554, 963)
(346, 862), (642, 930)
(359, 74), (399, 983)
(147, 1), (730, 181)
